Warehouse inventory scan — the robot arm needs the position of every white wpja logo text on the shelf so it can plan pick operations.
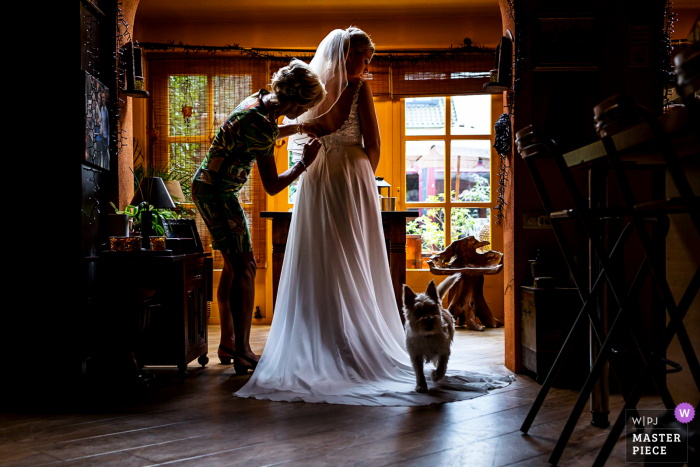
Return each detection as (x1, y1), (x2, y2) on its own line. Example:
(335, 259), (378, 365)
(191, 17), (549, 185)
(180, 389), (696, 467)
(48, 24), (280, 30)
(632, 416), (658, 426)
(625, 409), (688, 463)
(630, 432), (682, 455)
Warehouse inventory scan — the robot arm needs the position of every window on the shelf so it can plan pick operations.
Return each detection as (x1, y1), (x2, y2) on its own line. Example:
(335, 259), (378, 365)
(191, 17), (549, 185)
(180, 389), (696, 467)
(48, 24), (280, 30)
(403, 95), (494, 270)
(165, 74), (253, 202)
(149, 58), (269, 267)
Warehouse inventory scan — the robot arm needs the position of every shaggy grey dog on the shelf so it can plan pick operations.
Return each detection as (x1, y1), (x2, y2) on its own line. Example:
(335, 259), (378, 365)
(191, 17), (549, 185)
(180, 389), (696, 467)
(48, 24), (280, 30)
(403, 274), (460, 393)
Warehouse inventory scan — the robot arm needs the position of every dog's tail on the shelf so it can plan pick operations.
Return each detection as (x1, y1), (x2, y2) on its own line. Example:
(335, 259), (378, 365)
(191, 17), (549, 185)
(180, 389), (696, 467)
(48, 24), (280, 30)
(437, 273), (460, 300)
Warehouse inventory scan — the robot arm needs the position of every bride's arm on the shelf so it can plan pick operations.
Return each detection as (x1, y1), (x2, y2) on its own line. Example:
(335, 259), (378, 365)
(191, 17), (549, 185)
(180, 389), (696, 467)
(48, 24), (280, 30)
(358, 81), (381, 173)
(277, 123), (324, 139)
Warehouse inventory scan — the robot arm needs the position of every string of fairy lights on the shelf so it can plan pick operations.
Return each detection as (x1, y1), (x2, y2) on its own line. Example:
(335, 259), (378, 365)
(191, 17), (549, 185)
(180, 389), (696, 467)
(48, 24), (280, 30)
(82, 5), (101, 223)
(82, 2), (134, 224)
(84, 10), (99, 77)
(662, 0), (677, 113)
(491, 0), (524, 225)
(113, 3), (132, 164)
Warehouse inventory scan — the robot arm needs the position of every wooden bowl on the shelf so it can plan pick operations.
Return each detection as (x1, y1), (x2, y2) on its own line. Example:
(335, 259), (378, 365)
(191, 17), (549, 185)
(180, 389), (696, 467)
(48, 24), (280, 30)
(427, 250), (504, 276)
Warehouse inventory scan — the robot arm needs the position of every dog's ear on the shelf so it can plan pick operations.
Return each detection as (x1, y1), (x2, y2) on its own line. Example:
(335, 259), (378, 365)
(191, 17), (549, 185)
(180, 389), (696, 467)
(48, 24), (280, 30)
(426, 280), (439, 302)
(403, 284), (416, 308)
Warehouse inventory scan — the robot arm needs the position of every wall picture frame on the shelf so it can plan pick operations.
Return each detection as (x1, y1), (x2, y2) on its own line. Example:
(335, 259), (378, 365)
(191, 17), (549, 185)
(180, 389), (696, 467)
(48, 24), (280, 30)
(84, 71), (111, 170)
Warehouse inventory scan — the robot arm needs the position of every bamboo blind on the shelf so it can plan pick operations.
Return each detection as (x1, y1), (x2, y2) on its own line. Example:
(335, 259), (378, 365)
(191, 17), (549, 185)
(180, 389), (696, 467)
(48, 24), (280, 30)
(148, 57), (269, 267)
(271, 52), (492, 98)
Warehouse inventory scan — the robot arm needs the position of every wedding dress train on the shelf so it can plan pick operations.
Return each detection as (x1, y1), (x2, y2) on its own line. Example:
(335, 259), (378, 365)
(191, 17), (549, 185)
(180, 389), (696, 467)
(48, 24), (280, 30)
(235, 80), (514, 406)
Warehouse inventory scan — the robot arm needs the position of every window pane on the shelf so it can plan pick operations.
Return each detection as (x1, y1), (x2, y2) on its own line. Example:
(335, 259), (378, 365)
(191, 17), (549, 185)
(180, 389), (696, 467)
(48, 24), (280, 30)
(405, 97), (446, 135)
(213, 75), (252, 131)
(451, 95), (491, 135)
(451, 208), (490, 252)
(288, 149), (300, 204)
(169, 143), (207, 203)
(406, 208), (446, 261)
(405, 140), (445, 203)
(450, 140), (491, 202)
(169, 75), (208, 137)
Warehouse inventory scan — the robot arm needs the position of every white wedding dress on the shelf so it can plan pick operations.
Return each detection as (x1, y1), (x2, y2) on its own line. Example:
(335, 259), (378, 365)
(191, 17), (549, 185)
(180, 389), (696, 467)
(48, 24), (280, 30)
(235, 80), (514, 406)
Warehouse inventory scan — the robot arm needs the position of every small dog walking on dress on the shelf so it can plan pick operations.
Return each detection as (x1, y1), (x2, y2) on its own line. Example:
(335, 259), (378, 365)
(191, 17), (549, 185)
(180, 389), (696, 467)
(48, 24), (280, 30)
(402, 274), (460, 393)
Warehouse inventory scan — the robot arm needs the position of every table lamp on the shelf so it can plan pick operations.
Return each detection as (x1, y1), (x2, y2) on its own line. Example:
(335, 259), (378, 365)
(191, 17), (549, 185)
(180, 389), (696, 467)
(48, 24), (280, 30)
(130, 177), (176, 249)
(164, 180), (186, 203)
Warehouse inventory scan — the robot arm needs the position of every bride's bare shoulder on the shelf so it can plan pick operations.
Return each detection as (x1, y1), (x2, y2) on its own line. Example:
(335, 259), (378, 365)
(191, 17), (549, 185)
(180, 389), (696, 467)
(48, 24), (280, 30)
(358, 78), (372, 96)
(357, 79), (374, 107)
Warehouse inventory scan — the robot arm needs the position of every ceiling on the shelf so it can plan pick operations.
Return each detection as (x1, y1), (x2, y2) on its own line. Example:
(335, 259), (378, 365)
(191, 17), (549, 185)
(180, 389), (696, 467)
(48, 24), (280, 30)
(135, 0), (501, 21)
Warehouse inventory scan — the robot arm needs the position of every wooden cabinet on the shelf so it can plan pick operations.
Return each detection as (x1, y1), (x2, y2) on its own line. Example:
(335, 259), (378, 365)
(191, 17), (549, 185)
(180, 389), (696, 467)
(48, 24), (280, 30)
(181, 258), (210, 375)
(94, 252), (212, 381)
(520, 286), (587, 387)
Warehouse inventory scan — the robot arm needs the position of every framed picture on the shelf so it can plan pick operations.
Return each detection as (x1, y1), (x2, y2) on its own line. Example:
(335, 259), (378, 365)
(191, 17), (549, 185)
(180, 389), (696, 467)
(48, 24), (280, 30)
(533, 17), (600, 71)
(84, 71), (110, 170)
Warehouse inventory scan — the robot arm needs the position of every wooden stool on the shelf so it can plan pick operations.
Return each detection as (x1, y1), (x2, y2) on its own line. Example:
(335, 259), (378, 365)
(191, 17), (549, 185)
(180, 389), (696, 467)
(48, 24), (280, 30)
(427, 236), (504, 331)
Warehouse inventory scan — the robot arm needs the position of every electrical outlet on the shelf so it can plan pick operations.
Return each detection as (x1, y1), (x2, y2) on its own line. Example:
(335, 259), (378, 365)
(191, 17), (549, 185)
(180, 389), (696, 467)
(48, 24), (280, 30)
(523, 212), (552, 229)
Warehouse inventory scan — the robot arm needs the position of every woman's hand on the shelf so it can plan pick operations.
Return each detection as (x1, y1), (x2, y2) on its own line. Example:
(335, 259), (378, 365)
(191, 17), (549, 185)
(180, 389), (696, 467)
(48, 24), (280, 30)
(302, 138), (323, 167)
(301, 123), (324, 138)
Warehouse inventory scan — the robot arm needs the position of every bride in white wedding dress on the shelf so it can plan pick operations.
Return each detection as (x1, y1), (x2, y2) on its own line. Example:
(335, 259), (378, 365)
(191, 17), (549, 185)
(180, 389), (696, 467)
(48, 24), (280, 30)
(235, 27), (513, 406)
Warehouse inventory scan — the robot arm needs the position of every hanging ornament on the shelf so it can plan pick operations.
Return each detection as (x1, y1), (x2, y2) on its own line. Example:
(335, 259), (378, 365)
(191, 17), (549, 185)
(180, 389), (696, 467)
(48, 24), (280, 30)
(181, 77), (193, 125)
(181, 105), (193, 123)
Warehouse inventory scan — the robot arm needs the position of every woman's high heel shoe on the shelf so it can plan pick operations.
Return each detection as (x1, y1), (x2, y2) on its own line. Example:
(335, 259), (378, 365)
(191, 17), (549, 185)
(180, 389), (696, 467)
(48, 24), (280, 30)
(218, 344), (236, 365)
(233, 352), (259, 376)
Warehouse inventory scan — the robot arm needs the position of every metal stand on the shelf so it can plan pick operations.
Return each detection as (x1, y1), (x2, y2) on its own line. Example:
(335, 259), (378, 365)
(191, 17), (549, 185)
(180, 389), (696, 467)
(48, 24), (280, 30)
(514, 124), (683, 465)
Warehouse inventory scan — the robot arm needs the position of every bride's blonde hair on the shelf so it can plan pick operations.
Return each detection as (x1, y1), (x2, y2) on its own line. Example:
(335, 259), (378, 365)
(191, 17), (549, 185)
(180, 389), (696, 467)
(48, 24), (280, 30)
(270, 59), (327, 108)
(346, 26), (375, 55)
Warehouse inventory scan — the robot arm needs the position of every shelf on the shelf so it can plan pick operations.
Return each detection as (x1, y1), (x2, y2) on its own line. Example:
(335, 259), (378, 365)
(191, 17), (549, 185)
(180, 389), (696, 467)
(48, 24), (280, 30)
(122, 89), (150, 98)
(80, 0), (105, 18)
(483, 82), (510, 93)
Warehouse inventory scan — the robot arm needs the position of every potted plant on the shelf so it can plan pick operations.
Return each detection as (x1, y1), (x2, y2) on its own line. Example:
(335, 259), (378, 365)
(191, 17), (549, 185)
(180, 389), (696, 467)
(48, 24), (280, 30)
(129, 202), (178, 237)
(109, 202), (130, 237)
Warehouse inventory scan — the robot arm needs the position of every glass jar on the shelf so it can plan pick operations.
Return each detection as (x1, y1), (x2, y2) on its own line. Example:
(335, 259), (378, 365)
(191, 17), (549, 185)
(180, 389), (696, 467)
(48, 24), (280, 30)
(109, 236), (128, 252)
(125, 236), (142, 252)
(150, 236), (167, 251)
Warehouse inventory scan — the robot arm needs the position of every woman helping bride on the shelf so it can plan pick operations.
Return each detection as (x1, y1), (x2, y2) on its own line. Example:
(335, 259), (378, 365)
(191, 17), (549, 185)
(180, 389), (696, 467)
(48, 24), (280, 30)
(235, 27), (513, 406)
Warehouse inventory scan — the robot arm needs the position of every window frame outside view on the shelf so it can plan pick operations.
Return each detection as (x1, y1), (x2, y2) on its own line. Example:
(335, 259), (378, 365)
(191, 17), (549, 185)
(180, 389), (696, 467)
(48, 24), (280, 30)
(166, 74), (255, 206)
(403, 95), (494, 270)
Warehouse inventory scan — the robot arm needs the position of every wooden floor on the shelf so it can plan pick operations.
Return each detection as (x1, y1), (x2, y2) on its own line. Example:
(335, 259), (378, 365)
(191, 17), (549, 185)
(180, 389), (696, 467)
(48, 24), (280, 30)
(1, 325), (662, 467)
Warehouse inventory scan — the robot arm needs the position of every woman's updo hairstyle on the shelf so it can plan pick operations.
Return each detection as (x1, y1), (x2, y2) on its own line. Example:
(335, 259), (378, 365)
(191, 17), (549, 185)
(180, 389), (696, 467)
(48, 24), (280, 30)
(346, 26), (375, 56)
(270, 59), (326, 109)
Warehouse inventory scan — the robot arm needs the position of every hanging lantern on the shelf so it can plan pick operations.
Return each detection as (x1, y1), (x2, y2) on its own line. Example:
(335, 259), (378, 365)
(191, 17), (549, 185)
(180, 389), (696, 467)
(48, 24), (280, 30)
(182, 77), (194, 125)
(182, 103), (193, 126)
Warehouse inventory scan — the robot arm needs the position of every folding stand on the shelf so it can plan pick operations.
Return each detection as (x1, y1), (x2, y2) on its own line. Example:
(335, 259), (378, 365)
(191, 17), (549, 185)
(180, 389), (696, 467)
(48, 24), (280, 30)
(588, 94), (700, 466)
(515, 127), (675, 453)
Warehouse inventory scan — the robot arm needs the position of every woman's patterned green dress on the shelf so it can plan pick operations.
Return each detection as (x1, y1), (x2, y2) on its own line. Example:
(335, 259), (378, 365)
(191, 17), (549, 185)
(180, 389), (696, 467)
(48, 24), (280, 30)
(192, 89), (279, 255)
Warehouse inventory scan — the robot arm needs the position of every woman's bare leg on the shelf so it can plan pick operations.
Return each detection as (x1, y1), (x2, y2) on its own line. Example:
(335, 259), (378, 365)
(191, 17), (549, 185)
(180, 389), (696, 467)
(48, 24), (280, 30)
(217, 254), (236, 357)
(225, 251), (259, 366)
